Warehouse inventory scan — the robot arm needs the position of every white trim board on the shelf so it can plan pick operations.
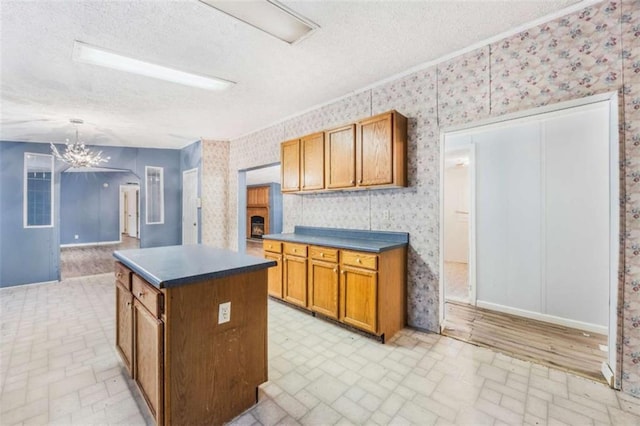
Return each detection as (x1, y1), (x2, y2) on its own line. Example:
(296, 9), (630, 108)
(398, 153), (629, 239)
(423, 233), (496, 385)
(476, 300), (608, 335)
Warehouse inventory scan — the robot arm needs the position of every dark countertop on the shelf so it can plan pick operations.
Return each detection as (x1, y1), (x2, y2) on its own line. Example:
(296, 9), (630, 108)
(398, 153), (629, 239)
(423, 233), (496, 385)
(113, 245), (276, 289)
(263, 226), (409, 253)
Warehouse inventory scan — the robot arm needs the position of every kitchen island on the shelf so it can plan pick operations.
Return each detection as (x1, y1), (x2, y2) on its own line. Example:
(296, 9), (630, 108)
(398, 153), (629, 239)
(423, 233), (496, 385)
(113, 245), (275, 426)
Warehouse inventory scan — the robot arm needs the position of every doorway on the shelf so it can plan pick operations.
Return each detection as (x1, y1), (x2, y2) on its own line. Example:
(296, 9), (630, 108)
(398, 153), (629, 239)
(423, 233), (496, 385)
(182, 168), (199, 244)
(237, 163), (282, 256)
(440, 92), (620, 387)
(120, 184), (140, 239)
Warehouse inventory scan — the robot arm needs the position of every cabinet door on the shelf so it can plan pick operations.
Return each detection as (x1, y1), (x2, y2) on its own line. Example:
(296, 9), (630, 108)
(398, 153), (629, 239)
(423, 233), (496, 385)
(325, 124), (356, 189)
(309, 259), (339, 319)
(281, 139), (300, 192)
(357, 113), (393, 186)
(340, 265), (378, 333)
(265, 252), (283, 298)
(301, 132), (325, 191)
(283, 255), (308, 307)
(248, 186), (269, 206)
(134, 300), (164, 425)
(115, 282), (133, 376)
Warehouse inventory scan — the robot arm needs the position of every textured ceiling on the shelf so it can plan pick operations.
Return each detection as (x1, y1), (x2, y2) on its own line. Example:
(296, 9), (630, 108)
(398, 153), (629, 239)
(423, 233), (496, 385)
(1, 0), (585, 149)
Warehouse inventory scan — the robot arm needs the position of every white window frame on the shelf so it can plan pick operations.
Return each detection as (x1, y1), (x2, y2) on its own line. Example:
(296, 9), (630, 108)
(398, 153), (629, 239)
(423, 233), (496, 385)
(145, 166), (165, 225)
(23, 152), (54, 228)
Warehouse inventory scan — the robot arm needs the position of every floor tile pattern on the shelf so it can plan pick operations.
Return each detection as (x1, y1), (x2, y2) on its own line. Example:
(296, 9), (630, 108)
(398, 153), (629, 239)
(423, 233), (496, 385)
(2, 274), (640, 425)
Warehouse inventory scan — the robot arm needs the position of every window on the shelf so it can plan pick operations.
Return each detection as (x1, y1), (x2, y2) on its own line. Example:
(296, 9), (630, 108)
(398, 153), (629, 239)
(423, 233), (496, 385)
(24, 153), (54, 228)
(145, 166), (164, 224)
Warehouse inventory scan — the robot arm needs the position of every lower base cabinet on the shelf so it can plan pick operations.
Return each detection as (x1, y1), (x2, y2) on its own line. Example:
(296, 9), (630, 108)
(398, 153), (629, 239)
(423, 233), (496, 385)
(133, 299), (164, 425)
(340, 265), (377, 333)
(309, 259), (339, 319)
(265, 241), (406, 342)
(114, 262), (268, 425)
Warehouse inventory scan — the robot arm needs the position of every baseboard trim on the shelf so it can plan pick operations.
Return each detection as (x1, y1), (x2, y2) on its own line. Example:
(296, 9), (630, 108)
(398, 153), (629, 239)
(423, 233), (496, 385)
(476, 300), (608, 335)
(61, 240), (122, 248)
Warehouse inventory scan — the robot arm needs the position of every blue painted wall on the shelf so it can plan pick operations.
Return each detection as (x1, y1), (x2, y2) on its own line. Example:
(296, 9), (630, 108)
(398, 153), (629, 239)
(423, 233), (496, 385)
(60, 172), (139, 245)
(180, 140), (202, 244)
(0, 142), (60, 286)
(0, 141), (182, 287)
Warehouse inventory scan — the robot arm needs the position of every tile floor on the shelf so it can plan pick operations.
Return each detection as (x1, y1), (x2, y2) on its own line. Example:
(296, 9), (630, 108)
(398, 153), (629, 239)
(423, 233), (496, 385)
(2, 274), (640, 425)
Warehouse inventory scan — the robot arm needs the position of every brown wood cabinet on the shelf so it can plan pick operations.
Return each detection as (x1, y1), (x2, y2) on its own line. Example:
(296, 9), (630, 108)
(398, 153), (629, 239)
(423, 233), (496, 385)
(283, 243), (308, 308)
(133, 298), (164, 425)
(247, 185), (269, 207)
(325, 124), (356, 189)
(301, 132), (325, 190)
(264, 240), (406, 342)
(115, 282), (133, 375)
(281, 111), (406, 193)
(265, 251), (283, 298)
(308, 246), (339, 319)
(114, 262), (268, 425)
(340, 264), (377, 334)
(281, 139), (300, 192)
(357, 111), (407, 188)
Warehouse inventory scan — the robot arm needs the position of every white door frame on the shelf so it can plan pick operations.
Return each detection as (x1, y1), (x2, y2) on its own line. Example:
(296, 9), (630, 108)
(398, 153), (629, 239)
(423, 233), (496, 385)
(182, 168), (199, 245)
(439, 91), (620, 388)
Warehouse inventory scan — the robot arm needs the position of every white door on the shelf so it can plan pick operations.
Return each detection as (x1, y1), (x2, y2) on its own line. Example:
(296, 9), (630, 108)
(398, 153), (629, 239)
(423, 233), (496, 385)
(182, 168), (198, 244)
(127, 187), (139, 238)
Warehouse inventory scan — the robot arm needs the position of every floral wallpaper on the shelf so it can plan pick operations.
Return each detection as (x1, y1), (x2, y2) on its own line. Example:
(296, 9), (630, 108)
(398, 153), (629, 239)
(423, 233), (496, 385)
(202, 0), (640, 397)
(201, 140), (229, 248)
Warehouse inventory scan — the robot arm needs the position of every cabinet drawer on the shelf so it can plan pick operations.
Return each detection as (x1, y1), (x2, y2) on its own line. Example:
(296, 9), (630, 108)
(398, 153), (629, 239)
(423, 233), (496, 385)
(132, 274), (163, 318)
(309, 246), (339, 263)
(115, 262), (132, 290)
(263, 240), (282, 253)
(284, 243), (307, 257)
(341, 251), (378, 270)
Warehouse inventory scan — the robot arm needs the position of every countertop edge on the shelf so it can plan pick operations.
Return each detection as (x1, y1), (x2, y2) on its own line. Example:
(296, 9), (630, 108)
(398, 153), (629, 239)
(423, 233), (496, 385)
(262, 234), (408, 253)
(113, 249), (276, 289)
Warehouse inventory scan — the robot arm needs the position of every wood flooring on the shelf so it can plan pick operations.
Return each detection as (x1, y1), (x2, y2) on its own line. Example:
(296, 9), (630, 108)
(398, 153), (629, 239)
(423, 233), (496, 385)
(60, 235), (139, 279)
(442, 300), (608, 383)
(245, 238), (264, 257)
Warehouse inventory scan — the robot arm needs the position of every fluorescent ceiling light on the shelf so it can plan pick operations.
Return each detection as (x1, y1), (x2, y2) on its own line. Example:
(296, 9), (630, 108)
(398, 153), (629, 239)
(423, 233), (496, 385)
(72, 41), (235, 91)
(199, 0), (318, 44)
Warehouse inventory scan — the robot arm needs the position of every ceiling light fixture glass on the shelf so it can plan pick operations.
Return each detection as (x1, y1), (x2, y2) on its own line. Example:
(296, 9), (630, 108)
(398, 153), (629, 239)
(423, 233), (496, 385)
(50, 119), (110, 168)
(72, 41), (235, 91)
(199, 0), (318, 44)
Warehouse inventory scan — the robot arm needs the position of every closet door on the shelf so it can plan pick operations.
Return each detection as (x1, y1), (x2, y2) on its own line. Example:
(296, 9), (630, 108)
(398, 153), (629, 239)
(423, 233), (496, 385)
(474, 122), (542, 313)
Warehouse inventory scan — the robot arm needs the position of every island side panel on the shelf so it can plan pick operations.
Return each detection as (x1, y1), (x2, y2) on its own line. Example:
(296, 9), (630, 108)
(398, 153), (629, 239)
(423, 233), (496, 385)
(164, 269), (268, 426)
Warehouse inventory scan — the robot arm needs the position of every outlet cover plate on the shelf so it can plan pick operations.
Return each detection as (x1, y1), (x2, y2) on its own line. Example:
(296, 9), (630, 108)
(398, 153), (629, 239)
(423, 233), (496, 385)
(218, 301), (231, 324)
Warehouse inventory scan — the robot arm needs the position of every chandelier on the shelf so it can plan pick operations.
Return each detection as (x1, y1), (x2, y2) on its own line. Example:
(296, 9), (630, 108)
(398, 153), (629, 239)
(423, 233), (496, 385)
(50, 120), (110, 168)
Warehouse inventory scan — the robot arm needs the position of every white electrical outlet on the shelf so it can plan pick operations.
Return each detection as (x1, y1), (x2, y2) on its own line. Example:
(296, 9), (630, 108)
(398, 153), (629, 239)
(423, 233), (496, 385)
(382, 210), (391, 221)
(218, 301), (231, 324)
(74, 234), (79, 240)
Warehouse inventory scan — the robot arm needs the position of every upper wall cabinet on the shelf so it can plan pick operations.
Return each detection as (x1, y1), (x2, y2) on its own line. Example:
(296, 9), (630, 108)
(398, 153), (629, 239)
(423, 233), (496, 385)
(301, 132), (325, 191)
(325, 124), (356, 189)
(281, 139), (300, 192)
(281, 110), (407, 193)
(357, 111), (407, 188)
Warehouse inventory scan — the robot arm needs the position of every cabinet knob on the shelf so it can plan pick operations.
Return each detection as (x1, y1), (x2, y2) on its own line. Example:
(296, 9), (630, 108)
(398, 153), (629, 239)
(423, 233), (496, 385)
(356, 258), (361, 263)
(350, 180), (355, 185)
(137, 291), (144, 297)
(293, 248), (297, 252)
(320, 253), (324, 257)
(333, 267), (338, 273)
(117, 272), (122, 279)
(126, 302), (132, 307)
(341, 270), (345, 275)
(358, 179), (362, 184)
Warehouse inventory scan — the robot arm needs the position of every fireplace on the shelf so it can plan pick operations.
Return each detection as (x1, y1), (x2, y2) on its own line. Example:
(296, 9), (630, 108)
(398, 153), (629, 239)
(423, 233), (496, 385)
(250, 215), (265, 239)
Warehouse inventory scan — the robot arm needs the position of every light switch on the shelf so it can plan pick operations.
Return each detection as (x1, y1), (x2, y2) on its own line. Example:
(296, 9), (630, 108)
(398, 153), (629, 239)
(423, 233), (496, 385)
(218, 301), (231, 324)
